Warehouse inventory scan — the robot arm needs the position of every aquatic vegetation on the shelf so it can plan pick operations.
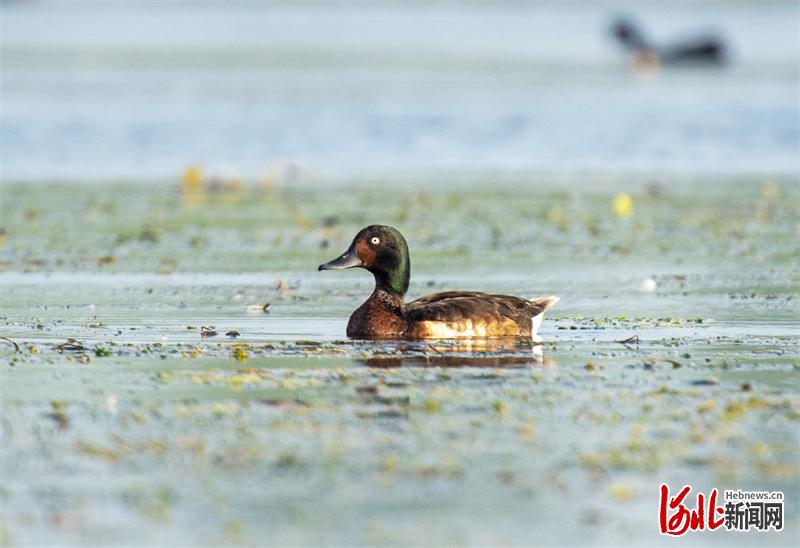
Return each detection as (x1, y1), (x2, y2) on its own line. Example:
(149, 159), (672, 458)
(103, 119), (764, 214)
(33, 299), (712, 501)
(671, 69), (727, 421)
(611, 192), (634, 218)
(0, 178), (798, 545)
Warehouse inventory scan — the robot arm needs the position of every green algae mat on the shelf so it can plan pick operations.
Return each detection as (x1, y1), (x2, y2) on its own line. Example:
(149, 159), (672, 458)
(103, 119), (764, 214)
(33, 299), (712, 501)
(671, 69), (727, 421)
(1, 177), (798, 545)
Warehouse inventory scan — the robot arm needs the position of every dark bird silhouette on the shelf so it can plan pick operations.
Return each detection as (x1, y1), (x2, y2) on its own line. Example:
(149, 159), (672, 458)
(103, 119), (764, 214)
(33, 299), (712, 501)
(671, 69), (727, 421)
(611, 16), (727, 67)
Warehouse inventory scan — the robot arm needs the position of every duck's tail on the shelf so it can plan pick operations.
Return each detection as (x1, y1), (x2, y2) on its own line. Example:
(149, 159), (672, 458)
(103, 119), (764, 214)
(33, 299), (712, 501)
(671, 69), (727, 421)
(529, 296), (560, 312)
(528, 296), (560, 342)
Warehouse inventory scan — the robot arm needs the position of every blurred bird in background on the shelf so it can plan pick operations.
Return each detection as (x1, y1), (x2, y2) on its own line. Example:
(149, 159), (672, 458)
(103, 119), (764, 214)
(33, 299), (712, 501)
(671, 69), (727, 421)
(611, 15), (727, 72)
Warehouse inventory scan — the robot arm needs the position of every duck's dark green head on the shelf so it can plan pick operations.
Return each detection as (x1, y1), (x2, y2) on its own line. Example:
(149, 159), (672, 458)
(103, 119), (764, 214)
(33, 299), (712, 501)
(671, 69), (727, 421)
(318, 225), (410, 297)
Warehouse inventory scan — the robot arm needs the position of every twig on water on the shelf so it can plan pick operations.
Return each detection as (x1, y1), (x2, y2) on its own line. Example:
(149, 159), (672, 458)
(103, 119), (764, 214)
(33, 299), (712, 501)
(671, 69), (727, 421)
(615, 335), (640, 346)
(0, 337), (20, 353)
(426, 344), (444, 356)
(55, 338), (87, 353)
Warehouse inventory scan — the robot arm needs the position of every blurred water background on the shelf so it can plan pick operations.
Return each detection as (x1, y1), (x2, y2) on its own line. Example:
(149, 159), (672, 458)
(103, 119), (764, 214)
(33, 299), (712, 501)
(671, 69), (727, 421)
(1, 0), (798, 183)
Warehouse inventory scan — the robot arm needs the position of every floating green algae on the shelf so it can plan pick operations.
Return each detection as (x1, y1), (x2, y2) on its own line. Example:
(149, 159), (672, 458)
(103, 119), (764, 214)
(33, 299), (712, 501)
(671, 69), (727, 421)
(1, 178), (798, 546)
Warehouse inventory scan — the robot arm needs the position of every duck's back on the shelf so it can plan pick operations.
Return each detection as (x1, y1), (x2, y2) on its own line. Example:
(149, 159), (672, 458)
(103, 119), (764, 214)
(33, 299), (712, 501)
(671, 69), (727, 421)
(403, 291), (558, 339)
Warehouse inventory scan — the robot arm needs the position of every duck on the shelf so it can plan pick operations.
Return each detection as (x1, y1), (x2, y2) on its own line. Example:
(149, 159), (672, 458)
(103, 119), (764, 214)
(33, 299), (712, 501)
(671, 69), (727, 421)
(318, 225), (559, 340)
(611, 16), (726, 69)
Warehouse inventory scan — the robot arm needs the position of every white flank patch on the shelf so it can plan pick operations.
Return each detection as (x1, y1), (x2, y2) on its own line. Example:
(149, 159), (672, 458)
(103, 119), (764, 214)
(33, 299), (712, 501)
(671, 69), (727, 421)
(531, 312), (544, 342)
(530, 312), (544, 338)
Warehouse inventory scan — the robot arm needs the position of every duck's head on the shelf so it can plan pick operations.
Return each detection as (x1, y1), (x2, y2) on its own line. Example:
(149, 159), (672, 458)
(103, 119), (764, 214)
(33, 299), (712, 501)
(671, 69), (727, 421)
(319, 225), (410, 296)
(611, 16), (650, 51)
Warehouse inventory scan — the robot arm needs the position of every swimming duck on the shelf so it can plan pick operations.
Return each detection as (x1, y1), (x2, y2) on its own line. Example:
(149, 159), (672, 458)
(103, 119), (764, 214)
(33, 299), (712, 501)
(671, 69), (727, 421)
(319, 225), (559, 340)
(611, 16), (726, 68)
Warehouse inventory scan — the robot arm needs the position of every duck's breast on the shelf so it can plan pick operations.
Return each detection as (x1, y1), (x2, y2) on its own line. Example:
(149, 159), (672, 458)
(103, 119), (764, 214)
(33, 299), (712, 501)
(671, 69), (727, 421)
(347, 291), (407, 338)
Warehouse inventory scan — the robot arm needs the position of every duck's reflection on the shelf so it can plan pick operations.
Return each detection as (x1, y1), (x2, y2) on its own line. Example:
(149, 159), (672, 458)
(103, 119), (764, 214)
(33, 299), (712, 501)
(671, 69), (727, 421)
(357, 338), (548, 368)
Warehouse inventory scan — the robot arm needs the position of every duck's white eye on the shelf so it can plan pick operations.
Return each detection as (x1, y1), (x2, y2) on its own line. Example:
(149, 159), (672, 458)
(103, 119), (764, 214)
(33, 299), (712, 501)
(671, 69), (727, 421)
(371, 237), (380, 245)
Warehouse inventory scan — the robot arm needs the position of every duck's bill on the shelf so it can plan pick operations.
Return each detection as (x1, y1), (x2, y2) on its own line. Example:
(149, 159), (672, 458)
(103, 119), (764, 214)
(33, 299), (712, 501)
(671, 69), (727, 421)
(318, 245), (362, 271)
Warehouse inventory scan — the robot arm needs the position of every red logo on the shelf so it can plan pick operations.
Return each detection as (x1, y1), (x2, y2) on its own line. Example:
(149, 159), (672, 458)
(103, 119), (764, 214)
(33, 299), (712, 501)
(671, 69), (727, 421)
(659, 484), (725, 536)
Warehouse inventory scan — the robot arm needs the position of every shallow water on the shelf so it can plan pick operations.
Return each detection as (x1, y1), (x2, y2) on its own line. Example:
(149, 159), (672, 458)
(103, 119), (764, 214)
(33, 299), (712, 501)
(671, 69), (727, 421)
(1, 179), (798, 545)
(1, 1), (798, 180)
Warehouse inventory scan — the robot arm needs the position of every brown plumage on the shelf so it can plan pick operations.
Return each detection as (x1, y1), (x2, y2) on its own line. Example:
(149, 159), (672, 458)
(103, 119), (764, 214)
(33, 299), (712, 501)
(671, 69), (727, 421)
(405, 292), (558, 339)
(319, 225), (559, 340)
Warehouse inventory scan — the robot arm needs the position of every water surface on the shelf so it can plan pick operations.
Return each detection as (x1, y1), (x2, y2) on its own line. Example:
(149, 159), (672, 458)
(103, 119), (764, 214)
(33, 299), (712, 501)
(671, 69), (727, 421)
(1, 179), (798, 545)
(1, 1), (798, 180)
